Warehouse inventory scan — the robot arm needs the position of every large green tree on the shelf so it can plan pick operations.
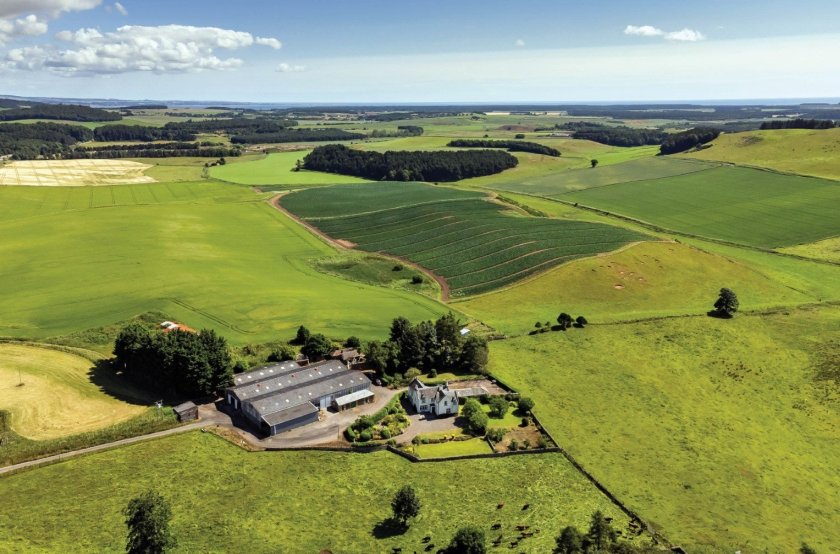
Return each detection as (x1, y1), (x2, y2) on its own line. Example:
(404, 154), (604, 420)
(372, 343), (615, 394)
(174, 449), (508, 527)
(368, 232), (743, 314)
(447, 526), (486, 554)
(391, 485), (421, 527)
(124, 490), (176, 554)
(586, 510), (617, 550)
(553, 525), (583, 554)
(714, 288), (740, 317)
(459, 335), (489, 374)
(301, 333), (334, 361)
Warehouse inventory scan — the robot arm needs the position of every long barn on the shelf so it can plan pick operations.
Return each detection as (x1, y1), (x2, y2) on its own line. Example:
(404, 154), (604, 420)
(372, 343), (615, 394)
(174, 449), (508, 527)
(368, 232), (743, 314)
(225, 359), (373, 436)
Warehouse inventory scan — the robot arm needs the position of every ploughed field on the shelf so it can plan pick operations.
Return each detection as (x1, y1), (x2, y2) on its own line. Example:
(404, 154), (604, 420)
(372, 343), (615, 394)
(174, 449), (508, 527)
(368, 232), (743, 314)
(281, 182), (647, 296)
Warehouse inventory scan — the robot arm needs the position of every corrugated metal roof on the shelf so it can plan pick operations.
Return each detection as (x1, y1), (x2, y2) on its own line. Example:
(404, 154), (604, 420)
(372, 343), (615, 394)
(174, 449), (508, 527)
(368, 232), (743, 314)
(229, 360), (348, 402)
(173, 401), (197, 412)
(261, 402), (319, 427)
(248, 371), (372, 419)
(232, 361), (301, 387)
(333, 389), (374, 407)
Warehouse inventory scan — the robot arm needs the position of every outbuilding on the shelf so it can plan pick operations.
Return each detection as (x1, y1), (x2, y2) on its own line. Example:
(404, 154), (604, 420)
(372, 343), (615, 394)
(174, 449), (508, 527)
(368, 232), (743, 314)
(173, 401), (198, 422)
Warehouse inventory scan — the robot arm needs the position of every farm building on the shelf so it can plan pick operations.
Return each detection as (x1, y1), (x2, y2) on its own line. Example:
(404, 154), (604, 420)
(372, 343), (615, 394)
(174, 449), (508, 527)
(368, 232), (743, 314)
(225, 359), (373, 436)
(173, 401), (198, 422)
(329, 347), (366, 368)
(407, 378), (459, 416)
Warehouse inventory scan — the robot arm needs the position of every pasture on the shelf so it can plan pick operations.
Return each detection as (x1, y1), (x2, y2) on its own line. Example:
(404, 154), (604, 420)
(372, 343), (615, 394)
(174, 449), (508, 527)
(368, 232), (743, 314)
(0, 159), (154, 187)
(210, 151), (372, 186)
(282, 182), (647, 296)
(0, 432), (634, 553)
(488, 306), (840, 552)
(454, 241), (817, 333)
(681, 128), (840, 180)
(566, 166), (840, 248)
(0, 182), (447, 344)
(0, 344), (146, 440)
(780, 236), (840, 263)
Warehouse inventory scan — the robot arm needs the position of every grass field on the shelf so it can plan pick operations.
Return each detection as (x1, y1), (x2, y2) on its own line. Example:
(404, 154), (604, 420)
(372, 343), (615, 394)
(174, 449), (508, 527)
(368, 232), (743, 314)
(455, 241), (818, 333)
(0, 182), (447, 344)
(779, 236), (840, 263)
(488, 306), (840, 552)
(0, 159), (154, 187)
(0, 344), (146, 439)
(414, 437), (494, 458)
(282, 182), (647, 296)
(0, 432), (635, 552)
(474, 157), (716, 197)
(566, 166), (840, 248)
(210, 151), (372, 185)
(681, 128), (840, 180)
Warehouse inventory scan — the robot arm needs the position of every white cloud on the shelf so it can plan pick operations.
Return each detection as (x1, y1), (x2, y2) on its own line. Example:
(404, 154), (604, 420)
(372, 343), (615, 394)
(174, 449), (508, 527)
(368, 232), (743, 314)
(276, 62), (305, 72)
(625, 24), (705, 42)
(515, 38), (525, 47)
(113, 2), (127, 16)
(0, 14), (49, 45)
(0, 0), (101, 19)
(255, 36), (282, 49)
(5, 24), (283, 74)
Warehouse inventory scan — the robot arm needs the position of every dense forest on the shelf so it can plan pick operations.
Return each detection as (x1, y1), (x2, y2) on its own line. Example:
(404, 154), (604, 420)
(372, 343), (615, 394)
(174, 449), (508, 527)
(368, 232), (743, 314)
(231, 128), (365, 144)
(72, 142), (241, 159)
(0, 122), (93, 158)
(93, 124), (196, 142)
(370, 125), (424, 137)
(113, 324), (233, 397)
(162, 117), (296, 134)
(304, 144), (517, 181)
(0, 103), (121, 122)
(759, 118), (837, 130)
(659, 127), (721, 154)
(560, 122), (668, 147)
(447, 139), (560, 156)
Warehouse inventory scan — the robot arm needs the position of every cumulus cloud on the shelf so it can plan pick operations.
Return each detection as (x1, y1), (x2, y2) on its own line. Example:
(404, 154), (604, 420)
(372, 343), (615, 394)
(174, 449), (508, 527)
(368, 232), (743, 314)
(624, 24), (705, 42)
(113, 2), (127, 16)
(0, 14), (49, 45)
(4, 24), (284, 74)
(0, 0), (101, 19)
(515, 38), (525, 47)
(276, 62), (305, 72)
(256, 36), (282, 49)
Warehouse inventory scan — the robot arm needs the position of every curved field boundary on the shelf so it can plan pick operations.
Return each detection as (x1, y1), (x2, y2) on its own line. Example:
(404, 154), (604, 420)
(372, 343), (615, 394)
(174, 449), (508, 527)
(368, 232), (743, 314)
(165, 297), (256, 335)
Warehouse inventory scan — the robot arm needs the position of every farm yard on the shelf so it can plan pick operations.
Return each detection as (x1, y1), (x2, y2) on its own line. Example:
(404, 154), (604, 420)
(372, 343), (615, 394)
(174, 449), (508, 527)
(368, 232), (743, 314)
(0, 159), (155, 186)
(281, 182), (648, 296)
(0, 432), (634, 553)
(565, 166), (840, 248)
(488, 306), (840, 552)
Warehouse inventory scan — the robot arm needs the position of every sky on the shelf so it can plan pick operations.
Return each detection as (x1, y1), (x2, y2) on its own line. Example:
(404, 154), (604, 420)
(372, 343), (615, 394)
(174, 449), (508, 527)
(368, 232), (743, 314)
(1, 0), (839, 103)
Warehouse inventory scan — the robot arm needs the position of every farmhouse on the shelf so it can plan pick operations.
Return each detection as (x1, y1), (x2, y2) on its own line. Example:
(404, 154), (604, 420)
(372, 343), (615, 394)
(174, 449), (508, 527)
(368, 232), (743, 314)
(406, 378), (459, 416)
(225, 359), (373, 436)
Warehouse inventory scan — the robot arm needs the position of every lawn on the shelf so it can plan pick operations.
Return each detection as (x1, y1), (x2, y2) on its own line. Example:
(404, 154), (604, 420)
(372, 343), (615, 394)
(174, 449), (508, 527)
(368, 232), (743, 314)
(210, 151), (372, 185)
(413, 437), (493, 458)
(565, 166), (840, 248)
(454, 241), (818, 334)
(0, 344), (146, 439)
(282, 182), (647, 296)
(680, 128), (840, 180)
(488, 306), (840, 552)
(0, 432), (634, 553)
(0, 182), (447, 344)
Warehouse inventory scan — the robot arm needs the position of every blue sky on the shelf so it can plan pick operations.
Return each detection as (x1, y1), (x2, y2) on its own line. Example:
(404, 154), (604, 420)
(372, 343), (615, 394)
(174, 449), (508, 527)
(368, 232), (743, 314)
(1, 0), (839, 102)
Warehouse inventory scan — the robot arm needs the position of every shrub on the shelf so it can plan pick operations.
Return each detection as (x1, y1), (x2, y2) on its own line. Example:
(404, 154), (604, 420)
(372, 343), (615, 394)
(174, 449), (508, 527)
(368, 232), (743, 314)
(411, 275), (424, 284)
(508, 439), (519, 451)
(267, 344), (295, 362)
(515, 133), (525, 139)
(232, 360), (249, 373)
(517, 397), (535, 414)
(537, 435), (548, 449)
(467, 410), (489, 436)
(404, 367), (422, 380)
(392, 264), (404, 271)
(486, 428), (507, 443)
(521, 417), (529, 427)
(487, 396), (509, 418)
(429, 368), (438, 378)
(358, 430), (372, 442)
(344, 336), (362, 348)
(522, 439), (531, 450)
(380, 427), (392, 439)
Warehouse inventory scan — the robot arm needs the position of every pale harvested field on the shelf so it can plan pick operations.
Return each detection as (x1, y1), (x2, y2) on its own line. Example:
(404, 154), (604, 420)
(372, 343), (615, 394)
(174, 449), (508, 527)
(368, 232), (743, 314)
(0, 159), (155, 186)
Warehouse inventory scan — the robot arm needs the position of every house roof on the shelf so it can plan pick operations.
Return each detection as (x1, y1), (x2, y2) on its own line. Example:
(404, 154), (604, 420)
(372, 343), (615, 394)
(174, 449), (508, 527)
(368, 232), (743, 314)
(232, 361), (302, 387)
(331, 348), (362, 362)
(261, 402), (319, 427)
(333, 389), (375, 407)
(228, 360), (347, 402)
(248, 370), (372, 419)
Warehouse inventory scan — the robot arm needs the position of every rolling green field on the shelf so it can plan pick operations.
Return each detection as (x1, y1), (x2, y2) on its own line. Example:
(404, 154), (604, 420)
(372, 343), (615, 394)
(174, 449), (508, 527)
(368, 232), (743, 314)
(0, 182), (447, 344)
(210, 151), (372, 185)
(413, 437), (494, 458)
(455, 241), (819, 334)
(488, 306), (840, 552)
(0, 432), (634, 552)
(282, 182), (647, 296)
(566, 166), (840, 248)
(681, 128), (840, 180)
(780, 236), (840, 263)
(0, 344), (146, 439)
(475, 156), (717, 197)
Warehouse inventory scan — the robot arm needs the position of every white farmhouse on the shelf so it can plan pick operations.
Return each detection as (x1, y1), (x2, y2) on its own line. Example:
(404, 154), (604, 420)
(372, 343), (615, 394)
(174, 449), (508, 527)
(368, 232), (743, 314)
(406, 378), (459, 416)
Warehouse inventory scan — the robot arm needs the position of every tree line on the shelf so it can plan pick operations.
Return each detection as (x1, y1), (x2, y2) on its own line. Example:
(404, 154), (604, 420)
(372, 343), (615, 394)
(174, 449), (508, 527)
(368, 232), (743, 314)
(565, 123), (667, 147)
(162, 117), (297, 135)
(759, 118), (836, 130)
(0, 103), (121, 122)
(71, 142), (242, 159)
(93, 124), (196, 142)
(447, 139), (560, 156)
(303, 144), (518, 181)
(230, 128), (364, 144)
(0, 122), (93, 159)
(659, 127), (720, 154)
(365, 314), (489, 378)
(113, 324), (233, 398)
(370, 125), (424, 137)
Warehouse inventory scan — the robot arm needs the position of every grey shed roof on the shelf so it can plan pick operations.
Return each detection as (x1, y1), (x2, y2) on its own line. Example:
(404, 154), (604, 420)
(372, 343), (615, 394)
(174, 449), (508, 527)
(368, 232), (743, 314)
(454, 387), (489, 398)
(232, 360), (301, 387)
(228, 360), (348, 402)
(261, 402), (319, 427)
(334, 389), (374, 407)
(173, 401), (197, 413)
(249, 371), (372, 419)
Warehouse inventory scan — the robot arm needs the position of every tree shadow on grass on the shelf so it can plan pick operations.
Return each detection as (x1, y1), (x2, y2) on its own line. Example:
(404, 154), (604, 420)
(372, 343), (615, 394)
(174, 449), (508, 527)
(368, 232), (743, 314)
(372, 517), (408, 539)
(87, 358), (166, 406)
(706, 310), (734, 319)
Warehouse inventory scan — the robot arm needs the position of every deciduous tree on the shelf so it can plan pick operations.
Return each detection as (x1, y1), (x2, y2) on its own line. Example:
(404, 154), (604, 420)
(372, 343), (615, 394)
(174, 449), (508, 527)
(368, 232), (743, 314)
(391, 485), (421, 526)
(124, 490), (176, 554)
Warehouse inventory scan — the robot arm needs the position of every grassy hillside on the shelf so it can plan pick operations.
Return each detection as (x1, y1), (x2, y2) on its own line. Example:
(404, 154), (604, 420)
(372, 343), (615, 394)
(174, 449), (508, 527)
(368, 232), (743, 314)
(282, 182), (647, 296)
(0, 183), (447, 344)
(681, 128), (840, 180)
(455, 242), (815, 334)
(779, 236), (840, 263)
(566, 166), (840, 248)
(210, 151), (372, 185)
(0, 432), (635, 553)
(0, 344), (146, 439)
(488, 306), (840, 552)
